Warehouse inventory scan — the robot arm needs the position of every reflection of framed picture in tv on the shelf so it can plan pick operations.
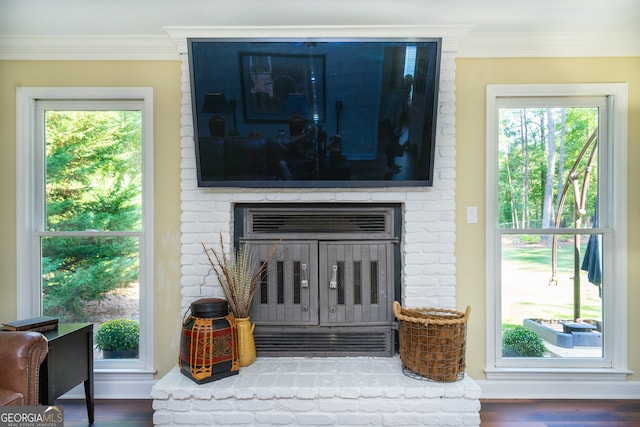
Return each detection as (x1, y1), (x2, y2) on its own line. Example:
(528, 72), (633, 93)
(239, 52), (326, 123)
(188, 38), (442, 188)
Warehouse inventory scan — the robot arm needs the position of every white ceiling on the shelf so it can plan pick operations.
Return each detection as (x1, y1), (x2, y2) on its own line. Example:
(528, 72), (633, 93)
(1, 0), (639, 58)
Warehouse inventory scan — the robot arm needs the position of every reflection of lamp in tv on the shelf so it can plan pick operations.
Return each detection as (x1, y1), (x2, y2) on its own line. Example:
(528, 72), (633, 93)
(202, 93), (230, 137)
(285, 93), (308, 136)
(228, 99), (238, 135)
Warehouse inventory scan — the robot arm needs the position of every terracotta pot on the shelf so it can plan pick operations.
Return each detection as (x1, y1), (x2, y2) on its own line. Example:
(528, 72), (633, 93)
(102, 347), (139, 359)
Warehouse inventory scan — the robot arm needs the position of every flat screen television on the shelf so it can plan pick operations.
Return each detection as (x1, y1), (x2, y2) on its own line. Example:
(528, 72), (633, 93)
(188, 38), (441, 187)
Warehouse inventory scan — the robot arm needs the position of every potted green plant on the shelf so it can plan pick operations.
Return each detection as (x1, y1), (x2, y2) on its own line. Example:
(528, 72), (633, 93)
(95, 318), (140, 359)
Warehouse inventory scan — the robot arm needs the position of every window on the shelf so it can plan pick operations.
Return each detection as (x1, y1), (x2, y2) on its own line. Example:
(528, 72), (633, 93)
(485, 84), (628, 379)
(16, 88), (154, 373)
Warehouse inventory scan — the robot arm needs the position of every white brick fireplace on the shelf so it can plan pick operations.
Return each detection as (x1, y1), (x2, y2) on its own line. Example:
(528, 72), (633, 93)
(152, 26), (481, 426)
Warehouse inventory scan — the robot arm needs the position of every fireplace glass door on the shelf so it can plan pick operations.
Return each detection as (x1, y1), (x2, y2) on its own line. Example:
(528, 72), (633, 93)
(250, 241), (319, 326)
(248, 239), (395, 356)
(319, 241), (393, 326)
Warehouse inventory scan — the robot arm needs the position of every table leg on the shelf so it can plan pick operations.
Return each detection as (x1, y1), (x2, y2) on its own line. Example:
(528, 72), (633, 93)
(83, 378), (94, 424)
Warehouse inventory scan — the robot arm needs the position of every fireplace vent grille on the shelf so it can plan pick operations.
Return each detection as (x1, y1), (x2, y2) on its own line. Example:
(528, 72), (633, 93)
(247, 208), (392, 238)
(254, 329), (393, 357)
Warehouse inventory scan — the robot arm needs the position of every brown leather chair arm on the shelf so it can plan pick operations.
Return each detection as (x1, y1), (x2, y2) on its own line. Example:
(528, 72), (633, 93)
(0, 331), (48, 405)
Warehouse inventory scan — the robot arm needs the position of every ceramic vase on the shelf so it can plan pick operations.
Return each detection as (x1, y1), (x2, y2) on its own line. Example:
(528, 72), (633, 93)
(235, 317), (256, 367)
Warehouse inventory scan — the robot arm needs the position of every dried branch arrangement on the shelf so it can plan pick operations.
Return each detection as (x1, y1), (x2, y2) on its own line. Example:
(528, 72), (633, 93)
(202, 235), (279, 318)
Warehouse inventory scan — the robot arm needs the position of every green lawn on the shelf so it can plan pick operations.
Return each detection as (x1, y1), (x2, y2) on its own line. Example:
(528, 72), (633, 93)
(501, 238), (602, 326)
(502, 240), (589, 271)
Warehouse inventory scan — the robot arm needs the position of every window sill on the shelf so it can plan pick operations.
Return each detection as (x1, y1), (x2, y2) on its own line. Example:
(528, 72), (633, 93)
(485, 367), (632, 381)
(94, 368), (156, 377)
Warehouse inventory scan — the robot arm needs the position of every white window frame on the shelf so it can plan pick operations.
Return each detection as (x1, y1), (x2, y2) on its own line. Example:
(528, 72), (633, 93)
(16, 87), (154, 376)
(485, 83), (629, 380)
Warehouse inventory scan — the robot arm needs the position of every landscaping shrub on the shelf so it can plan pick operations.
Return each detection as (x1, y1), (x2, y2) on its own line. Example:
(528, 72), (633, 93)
(95, 318), (139, 351)
(502, 325), (547, 357)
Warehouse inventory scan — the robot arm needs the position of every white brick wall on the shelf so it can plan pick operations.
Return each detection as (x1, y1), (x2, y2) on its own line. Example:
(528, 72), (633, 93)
(178, 51), (457, 313)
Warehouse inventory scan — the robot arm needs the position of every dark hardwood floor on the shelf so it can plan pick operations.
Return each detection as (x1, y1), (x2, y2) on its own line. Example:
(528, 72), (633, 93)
(480, 399), (640, 427)
(56, 398), (640, 426)
(58, 399), (153, 427)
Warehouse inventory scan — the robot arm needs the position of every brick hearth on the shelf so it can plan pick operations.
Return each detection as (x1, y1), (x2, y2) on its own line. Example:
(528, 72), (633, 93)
(152, 357), (481, 426)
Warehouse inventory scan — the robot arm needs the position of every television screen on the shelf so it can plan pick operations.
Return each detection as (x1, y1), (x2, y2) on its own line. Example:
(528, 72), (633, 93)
(188, 38), (441, 187)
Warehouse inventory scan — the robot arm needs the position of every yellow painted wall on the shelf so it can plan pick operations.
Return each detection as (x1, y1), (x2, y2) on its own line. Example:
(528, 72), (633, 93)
(1, 57), (638, 382)
(455, 57), (640, 380)
(0, 61), (183, 379)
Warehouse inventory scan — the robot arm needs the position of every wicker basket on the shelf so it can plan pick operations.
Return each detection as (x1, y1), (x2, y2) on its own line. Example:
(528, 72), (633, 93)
(393, 301), (470, 382)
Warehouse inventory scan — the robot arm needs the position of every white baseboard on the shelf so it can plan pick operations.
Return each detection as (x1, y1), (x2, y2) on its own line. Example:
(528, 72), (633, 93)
(55, 375), (640, 400)
(477, 379), (640, 399)
(57, 371), (156, 400)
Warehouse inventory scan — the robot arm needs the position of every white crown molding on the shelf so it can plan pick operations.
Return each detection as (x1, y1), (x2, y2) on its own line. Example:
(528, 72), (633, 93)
(460, 31), (640, 58)
(0, 35), (179, 61)
(1, 28), (638, 60)
(164, 25), (472, 54)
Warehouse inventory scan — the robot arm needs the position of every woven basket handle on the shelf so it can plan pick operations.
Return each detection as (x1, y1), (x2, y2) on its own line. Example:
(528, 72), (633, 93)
(392, 301), (402, 318)
(393, 301), (471, 322)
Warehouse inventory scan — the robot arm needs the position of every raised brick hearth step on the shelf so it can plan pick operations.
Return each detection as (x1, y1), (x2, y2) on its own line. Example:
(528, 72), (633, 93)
(152, 357), (481, 426)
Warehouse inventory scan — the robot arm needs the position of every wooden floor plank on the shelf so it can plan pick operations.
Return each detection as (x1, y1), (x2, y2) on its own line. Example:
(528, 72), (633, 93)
(480, 399), (640, 427)
(57, 399), (153, 427)
(56, 398), (640, 426)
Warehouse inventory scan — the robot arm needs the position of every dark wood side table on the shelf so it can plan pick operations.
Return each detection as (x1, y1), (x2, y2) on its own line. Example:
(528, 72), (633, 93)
(39, 323), (94, 424)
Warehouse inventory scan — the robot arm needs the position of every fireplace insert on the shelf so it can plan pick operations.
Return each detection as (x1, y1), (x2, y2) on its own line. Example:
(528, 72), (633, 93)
(235, 203), (402, 356)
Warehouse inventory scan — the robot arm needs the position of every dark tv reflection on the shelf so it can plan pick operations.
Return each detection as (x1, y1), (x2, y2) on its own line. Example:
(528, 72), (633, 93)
(189, 39), (441, 187)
